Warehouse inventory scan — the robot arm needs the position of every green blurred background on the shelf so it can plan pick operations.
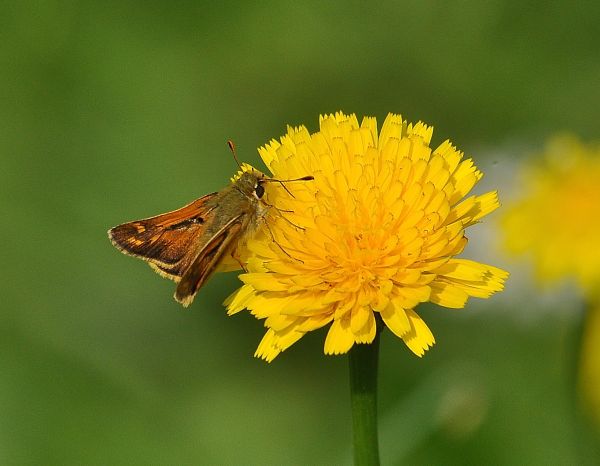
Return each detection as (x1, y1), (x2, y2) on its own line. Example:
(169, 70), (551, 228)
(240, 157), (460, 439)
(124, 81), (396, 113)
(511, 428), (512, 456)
(2, 1), (600, 464)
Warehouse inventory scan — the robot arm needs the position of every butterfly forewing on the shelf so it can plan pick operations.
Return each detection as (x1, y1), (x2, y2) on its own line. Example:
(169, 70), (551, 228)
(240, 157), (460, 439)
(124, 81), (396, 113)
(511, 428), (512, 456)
(108, 193), (219, 279)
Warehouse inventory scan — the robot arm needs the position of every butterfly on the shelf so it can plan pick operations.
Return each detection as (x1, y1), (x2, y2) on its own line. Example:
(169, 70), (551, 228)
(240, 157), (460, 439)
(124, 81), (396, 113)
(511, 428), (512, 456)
(108, 142), (312, 307)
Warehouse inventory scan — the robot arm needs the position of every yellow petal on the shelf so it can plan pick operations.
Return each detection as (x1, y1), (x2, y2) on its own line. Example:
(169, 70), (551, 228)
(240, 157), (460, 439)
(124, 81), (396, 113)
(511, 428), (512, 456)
(240, 273), (292, 292)
(433, 258), (494, 281)
(390, 286), (431, 309)
(380, 300), (411, 338)
(429, 281), (469, 308)
(254, 329), (281, 362)
(355, 311), (377, 344)
(360, 116), (378, 147)
(351, 305), (371, 334)
(298, 314), (333, 332)
(433, 260), (509, 299)
(324, 317), (355, 355)
(224, 284), (255, 315)
(402, 309), (435, 357)
(379, 113), (404, 150)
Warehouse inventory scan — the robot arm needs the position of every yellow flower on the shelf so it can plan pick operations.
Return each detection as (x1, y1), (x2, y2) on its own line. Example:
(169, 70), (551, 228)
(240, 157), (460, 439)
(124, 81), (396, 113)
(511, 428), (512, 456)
(502, 135), (600, 294)
(227, 112), (508, 362)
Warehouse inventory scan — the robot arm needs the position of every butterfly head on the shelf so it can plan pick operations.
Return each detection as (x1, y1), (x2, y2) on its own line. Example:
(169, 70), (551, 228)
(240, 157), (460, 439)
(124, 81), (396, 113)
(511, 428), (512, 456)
(231, 163), (267, 200)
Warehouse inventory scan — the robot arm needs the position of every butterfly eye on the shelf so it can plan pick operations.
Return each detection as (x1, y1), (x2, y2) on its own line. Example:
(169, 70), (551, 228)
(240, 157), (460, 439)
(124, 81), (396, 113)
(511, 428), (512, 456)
(254, 183), (265, 199)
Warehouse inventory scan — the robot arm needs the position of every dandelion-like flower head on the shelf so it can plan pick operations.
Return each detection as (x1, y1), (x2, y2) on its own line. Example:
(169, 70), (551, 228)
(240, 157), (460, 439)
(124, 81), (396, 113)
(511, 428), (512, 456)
(503, 135), (600, 294)
(227, 112), (508, 361)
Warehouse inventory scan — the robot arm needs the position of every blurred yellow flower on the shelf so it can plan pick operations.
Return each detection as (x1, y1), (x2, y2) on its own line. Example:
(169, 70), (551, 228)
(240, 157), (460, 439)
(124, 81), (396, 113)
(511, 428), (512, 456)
(502, 136), (600, 431)
(227, 112), (508, 361)
(502, 136), (600, 294)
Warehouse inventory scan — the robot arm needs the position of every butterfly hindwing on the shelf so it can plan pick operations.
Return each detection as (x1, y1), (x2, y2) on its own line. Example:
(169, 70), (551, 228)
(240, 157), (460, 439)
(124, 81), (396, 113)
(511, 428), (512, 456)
(175, 214), (245, 307)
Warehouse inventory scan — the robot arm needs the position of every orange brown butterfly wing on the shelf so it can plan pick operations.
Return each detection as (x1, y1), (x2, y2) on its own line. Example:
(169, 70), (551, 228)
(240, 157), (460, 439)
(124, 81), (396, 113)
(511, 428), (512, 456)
(175, 214), (246, 307)
(108, 193), (218, 280)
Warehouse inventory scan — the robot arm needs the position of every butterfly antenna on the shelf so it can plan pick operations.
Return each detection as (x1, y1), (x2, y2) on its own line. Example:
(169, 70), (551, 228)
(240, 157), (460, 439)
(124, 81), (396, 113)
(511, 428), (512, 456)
(227, 140), (242, 169)
(263, 175), (314, 198)
(275, 176), (315, 182)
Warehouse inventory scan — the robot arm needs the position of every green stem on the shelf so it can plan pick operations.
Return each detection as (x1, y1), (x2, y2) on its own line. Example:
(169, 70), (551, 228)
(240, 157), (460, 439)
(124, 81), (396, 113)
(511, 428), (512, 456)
(572, 300), (600, 463)
(348, 333), (381, 466)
